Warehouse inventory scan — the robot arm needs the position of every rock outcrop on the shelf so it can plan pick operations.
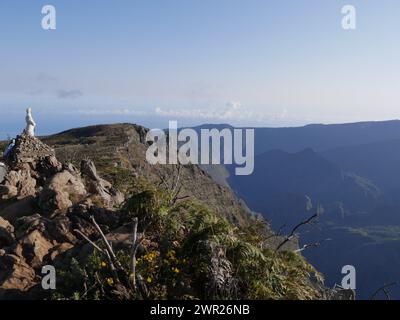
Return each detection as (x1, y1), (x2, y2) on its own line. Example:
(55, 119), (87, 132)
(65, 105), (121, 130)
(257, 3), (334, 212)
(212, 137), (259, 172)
(0, 134), (124, 299)
(80, 159), (124, 207)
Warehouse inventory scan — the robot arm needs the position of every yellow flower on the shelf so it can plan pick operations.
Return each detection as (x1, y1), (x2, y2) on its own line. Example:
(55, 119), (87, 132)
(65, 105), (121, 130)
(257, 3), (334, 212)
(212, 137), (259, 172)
(146, 277), (152, 283)
(142, 251), (159, 262)
(100, 261), (107, 268)
(166, 250), (176, 259)
(106, 278), (114, 286)
(172, 267), (180, 274)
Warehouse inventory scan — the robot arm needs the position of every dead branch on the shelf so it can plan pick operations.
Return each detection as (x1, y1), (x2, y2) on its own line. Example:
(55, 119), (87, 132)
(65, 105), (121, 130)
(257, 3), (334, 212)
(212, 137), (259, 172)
(171, 165), (181, 196)
(74, 229), (105, 253)
(294, 238), (331, 253)
(155, 167), (170, 190)
(275, 213), (318, 252)
(90, 215), (123, 270)
(75, 224), (120, 283)
(155, 165), (185, 205)
(130, 217), (139, 290)
(383, 287), (391, 300)
(74, 217), (149, 299)
(370, 282), (398, 300)
(137, 274), (150, 299)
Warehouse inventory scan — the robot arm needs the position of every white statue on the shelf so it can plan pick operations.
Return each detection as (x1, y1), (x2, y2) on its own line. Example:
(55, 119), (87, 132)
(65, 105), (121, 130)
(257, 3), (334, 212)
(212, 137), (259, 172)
(25, 107), (36, 137)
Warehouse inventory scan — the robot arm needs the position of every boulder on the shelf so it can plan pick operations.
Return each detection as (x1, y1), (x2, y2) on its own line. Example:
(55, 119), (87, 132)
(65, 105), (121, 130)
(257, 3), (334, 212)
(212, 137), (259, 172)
(20, 229), (55, 268)
(47, 242), (74, 262)
(39, 170), (87, 216)
(0, 196), (36, 224)
(0, 170), (36, 199)
(105, 226), (133, 251)
(15, 214), (76, 245)
(0, 217), (14, 248)
(81, 159), (124, 206)
(0, 253), (36, 298)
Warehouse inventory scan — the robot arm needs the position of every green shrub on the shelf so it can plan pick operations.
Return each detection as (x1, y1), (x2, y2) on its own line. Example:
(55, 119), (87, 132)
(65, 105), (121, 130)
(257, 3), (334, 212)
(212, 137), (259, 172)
(54, 181), (323, 300)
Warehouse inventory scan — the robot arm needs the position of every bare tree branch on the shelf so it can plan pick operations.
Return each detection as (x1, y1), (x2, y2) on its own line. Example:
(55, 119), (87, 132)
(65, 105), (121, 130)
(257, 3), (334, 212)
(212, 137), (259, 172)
(275, 213), (318, 252)
(370, 282), (398, 300)
(171, 166), (181, 196)
(130, 217), (139, 291)
(154, 165), (186, 205)
(90, 215), (123, 270)
(74, 229), (105, 253)
(294, 238), (331, 253)
(154, 167), (170, 190)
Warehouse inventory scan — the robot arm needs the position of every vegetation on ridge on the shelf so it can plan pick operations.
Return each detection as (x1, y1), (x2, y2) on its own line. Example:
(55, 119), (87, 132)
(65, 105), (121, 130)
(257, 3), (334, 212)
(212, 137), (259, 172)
(53, 177), (323, 300)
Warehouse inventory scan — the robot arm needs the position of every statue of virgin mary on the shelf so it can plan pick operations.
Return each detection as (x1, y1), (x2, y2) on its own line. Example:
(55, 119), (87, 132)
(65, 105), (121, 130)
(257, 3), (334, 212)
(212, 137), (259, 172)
(25, 107), (36, 137)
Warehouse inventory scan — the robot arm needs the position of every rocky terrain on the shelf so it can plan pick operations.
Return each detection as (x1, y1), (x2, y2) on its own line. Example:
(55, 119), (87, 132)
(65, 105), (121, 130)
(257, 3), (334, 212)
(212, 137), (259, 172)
(0, 132), (128, 298)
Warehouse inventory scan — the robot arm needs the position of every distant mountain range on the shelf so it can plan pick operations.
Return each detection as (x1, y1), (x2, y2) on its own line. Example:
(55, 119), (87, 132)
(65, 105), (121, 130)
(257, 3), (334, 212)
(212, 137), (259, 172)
(323, 139), (400, 198)
(229, 148), (381, 228)
(198, 120), (400, 299)
(196, 120), (400, 153)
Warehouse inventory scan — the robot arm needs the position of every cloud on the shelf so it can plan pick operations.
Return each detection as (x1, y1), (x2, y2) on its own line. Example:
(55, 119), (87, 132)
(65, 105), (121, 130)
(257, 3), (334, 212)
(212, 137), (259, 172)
(154, 101), (257, 122)
(57, 89), (83, 99)
(36, 73), (58, 83)
(26, 89), (44, 96)
(73, 103), (294, 125)
(226, 101), (242, 110)
(77, 108), (147, 116)
(76, 102), (252, 121)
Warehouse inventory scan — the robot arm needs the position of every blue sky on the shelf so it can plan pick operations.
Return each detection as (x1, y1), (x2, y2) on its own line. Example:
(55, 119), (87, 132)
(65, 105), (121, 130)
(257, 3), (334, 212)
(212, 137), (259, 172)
(1, 0), (400, 137)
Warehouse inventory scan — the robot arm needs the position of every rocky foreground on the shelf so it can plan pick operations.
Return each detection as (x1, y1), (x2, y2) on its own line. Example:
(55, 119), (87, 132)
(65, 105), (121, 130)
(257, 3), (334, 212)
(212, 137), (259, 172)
(0, 133), (127, 298)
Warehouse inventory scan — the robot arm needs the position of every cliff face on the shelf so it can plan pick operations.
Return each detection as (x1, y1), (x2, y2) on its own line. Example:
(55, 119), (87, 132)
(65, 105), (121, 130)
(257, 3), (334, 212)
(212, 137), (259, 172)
(42, 124), (255, 227)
